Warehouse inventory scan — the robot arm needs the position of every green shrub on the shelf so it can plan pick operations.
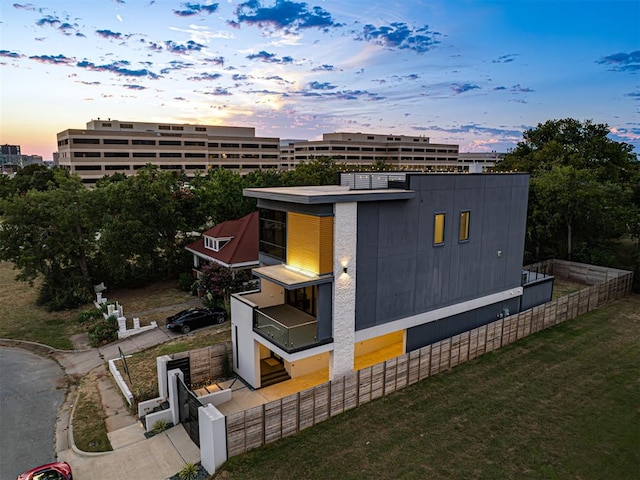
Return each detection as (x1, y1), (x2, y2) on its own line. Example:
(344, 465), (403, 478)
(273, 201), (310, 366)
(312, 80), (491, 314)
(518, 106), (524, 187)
(88, 315), (118, 347)
(178, 272), (196, 292)
(152, 419), (171, 434)
(178, 463), (199, 480)
(77, 308), (103, 325)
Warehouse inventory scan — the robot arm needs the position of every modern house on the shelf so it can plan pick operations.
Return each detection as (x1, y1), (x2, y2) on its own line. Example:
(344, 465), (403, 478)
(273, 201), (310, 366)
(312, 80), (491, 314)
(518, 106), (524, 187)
(230, 172), (553, 389)
(185, 211), (260, 278)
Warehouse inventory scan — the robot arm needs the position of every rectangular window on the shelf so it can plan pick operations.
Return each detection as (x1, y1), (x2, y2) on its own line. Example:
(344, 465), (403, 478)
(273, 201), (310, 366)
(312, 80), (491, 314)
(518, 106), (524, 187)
(159, 152), (181, 157)
(434, 213), (445, 245)
(195, 127), (206, 132)
(159, 140), (181, 146)
(459, 211), (470, 242)
(72, 138), (100, 144)
(104, 152), (130, 157)
(103, 139), (129, 145)
(132, 139), (156, 145)
(259, 208), (287, 261)
(132, 152), (156, 157)
(184, 141), (205, 147)
(120, 124), (133, 129)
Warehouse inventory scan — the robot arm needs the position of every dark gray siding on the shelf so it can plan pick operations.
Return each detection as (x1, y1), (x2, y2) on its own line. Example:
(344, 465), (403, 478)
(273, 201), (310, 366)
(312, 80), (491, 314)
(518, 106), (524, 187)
(521, 278), (554, 311)
(316, 282), (333, 341)
(355, 173), (529, 331)
(405, 297), (521, 351)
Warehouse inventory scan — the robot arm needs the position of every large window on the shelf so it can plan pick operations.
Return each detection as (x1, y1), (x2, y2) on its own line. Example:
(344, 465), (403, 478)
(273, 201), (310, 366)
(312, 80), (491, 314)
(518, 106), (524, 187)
(259, 209), (287, 261)
(434, 213), (445, 245)
(459, 211), (470, 242)
(286, 286), (317, 316)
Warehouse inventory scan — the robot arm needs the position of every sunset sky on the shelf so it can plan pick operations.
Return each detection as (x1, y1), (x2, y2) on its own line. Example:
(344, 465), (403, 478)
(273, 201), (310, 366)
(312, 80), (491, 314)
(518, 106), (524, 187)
(1, 0), (638, 160)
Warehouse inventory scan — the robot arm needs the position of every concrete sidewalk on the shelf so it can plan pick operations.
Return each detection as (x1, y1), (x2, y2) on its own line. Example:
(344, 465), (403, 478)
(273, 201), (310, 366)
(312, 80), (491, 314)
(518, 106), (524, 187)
(51, 319), (207, 480)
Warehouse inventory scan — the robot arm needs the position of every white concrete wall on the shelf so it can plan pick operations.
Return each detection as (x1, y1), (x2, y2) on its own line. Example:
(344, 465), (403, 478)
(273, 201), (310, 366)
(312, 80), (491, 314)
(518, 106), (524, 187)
(231, 296), (260, 388)
(167, 368), (183, 427)
(332, 202), (358, 380)
(157, 355), (171, 399)
(199, 404), (227, 474)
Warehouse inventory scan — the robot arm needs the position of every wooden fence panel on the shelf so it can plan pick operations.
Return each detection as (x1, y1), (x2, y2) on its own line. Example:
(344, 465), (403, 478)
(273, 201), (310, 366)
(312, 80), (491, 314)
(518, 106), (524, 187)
(419, 345), (431, 380)
(313, 383), (330, 424)
(226, 411), (247, 457)
(407, 350), (421, 385)
(485, 320), (500, 352)
(330, 376), (345, 417)
(244, 406), (265, 451)
(358, 368), (372, 405)
(429, 341), (442, 376)
(298, 389), (315, 431)
(468, 327), (480, 360)
(281, 394), (298, 438)
(449, 334), (462, 368)
(384, 357), (398, 395)
(264, 400), (282, 444)
(458, 332), (470, 365)
(396, 354), (409, 390)
(371, 362), (385, 399)
(344, 373), (359, 411)
(439, 338), (451, 372)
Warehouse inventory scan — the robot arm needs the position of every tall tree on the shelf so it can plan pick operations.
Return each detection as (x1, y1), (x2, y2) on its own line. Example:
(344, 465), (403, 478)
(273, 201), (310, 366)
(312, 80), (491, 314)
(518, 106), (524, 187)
(496, 118), (639, 265)
(0, 171), (100, 309)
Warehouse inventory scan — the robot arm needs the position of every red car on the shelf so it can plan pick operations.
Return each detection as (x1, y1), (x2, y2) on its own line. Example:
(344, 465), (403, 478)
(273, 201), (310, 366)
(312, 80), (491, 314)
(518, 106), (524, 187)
(17, 461), (72, 480)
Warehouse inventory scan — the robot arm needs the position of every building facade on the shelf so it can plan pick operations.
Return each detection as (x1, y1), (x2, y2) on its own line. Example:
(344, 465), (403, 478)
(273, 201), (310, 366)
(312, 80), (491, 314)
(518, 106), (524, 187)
(56, 119), (281, 184)
(288, 132), (459, 171)
(230, 172), (553, 389)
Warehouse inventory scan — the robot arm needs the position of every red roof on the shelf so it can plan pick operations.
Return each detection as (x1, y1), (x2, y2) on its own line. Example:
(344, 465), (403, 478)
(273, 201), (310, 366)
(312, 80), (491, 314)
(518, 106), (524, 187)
(186, 211), (259, 268)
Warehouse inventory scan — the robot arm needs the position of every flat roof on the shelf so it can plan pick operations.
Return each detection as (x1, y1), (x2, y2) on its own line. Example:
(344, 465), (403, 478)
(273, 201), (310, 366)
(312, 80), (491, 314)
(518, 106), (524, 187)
(253, 264), (333, 288)
(243, 185), (415, 204)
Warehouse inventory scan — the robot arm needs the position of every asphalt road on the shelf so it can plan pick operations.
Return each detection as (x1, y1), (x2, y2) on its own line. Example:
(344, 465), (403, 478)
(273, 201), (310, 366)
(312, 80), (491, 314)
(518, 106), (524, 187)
(0, 347), (66, 479)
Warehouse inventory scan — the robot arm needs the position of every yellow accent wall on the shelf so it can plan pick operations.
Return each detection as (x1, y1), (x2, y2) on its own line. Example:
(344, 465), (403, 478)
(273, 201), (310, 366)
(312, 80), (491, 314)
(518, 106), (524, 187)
(287, 213), (334, 275)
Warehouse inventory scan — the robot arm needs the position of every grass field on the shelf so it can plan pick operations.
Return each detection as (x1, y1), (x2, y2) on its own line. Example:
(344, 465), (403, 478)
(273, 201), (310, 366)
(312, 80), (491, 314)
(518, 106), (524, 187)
(0, 261), (193, 348)
(219, 294), (640, 480)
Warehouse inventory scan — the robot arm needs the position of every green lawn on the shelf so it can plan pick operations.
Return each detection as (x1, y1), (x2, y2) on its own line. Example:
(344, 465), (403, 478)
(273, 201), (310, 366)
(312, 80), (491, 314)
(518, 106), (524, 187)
(220, 294), (640, 480)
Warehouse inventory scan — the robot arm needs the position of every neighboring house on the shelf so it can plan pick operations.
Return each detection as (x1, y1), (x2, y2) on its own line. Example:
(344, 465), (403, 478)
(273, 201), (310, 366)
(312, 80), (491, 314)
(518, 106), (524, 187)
(186, 211), (259, 278)
(230, 172), (553, 389)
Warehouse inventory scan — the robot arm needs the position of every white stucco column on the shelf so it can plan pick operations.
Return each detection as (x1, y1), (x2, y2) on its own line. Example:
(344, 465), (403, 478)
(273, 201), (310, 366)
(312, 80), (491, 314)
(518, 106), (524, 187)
(331, 202), (357, 380)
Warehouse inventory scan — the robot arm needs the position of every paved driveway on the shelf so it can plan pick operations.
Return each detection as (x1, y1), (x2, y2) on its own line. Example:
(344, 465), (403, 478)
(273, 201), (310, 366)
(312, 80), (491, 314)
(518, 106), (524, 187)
(0, 347), (66, 479)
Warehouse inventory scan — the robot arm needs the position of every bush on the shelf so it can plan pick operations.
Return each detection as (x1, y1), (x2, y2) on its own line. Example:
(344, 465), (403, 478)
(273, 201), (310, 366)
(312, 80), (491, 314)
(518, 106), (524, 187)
(178, 463), (199, 480)
(77, 308), (103, 325)
(152, 419), (169, 434)
(178, 272), (196, 293)
(88, 315), (118, 347)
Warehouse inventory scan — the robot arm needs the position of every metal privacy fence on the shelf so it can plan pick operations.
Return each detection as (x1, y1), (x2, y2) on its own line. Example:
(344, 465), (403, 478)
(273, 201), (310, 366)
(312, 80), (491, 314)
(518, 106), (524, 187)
(225, 260), (633, 458)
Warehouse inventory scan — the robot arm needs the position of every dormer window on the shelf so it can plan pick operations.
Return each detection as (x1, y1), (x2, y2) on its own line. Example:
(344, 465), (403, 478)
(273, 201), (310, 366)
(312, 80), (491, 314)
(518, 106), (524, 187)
(204, 236), (233, 252)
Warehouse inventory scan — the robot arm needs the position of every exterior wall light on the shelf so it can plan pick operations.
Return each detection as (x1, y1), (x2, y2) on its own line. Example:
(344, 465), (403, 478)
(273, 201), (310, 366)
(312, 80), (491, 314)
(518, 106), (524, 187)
(343, 266), (348, 274)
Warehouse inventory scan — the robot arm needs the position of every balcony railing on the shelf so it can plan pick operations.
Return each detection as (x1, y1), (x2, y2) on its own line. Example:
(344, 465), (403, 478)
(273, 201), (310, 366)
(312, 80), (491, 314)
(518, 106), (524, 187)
(254, 308), (318, 352)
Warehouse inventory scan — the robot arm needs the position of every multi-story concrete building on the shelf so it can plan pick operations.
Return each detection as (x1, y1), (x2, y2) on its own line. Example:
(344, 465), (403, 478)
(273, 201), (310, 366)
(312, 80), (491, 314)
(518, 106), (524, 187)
(458, 151), (505, 172)
(288, 132), (459, 171)
(230, 171), (553, 389)
(56, 119), (281, 185)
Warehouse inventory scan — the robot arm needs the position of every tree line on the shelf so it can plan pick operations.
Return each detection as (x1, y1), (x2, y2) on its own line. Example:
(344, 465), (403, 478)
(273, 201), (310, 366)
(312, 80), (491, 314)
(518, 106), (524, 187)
(1, 118), (638, 310)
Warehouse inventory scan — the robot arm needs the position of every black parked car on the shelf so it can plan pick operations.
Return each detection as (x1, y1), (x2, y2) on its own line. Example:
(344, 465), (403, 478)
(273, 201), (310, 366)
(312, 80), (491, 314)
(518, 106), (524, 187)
(166, 307), (227, 334)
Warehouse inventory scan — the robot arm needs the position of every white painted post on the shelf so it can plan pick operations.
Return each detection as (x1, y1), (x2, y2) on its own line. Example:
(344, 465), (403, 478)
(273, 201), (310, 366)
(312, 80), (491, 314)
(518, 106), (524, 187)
(157, 355), (170, 400)
(133, 317), (140, 329)
(167, 369), (182, 427)
(117, 317), (127, 333)
(198, 404), (227, 474)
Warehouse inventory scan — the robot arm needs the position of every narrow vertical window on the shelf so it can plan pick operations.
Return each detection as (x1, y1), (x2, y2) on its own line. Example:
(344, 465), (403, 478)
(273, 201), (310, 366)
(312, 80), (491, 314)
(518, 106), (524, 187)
(459, 211), (470, 241)
(434, 213), (445, 245)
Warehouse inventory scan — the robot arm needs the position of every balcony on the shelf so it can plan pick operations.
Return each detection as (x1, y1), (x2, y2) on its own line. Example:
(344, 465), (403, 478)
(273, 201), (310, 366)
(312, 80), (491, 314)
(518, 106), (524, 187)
(254, 305), (319, 352)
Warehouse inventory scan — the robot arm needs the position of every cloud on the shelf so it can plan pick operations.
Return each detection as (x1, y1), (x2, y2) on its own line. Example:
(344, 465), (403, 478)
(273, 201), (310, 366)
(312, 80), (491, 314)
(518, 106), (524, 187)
(159, 60), (194, 74)
(0, 50), (23, 58)
(204, 56), (225, 66)
(295, 87), (383, 101)
(29, 54), (75, 65)
(231, 0), (342, 32)
(450, 83), (480, 95)
(493, 86), (507, 91)
(96, 29), (126, 40)
(36, 14), (82, 36)
(424, 123), (525, 138)
(78, 80), (101, 85)
(492, 53), (519, 63)
(358, 22), (441, 54)
(232, 73), (250, 81)
(246, 50), (293, 63)
(308, 81), (336, 90)
(203, 87), (232, 95)
(311, 64), (335, 72)
(188, 72), (223, 81)
(13, 3), (36, 10)
(625, 91), (640, 98)
(173, 2), (219, 16)
(123, 84), (146, 90)
(77, 59), (160, 78)
(596, 50), (640, 72)
(165, 40), (206, 54)
(510, 84), (534, 93)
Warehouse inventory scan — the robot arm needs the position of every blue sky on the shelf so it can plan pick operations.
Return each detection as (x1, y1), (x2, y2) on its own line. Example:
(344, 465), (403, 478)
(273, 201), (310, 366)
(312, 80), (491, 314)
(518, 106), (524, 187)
(1, 0), (638, 160)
